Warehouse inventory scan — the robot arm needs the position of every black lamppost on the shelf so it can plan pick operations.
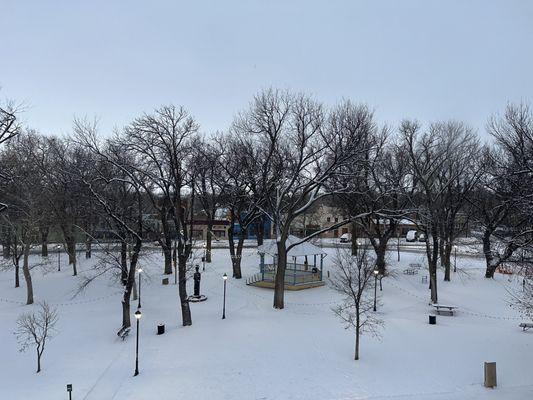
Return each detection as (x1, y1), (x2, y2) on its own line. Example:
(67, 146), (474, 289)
(222, 273), (227, 319)
(373, 269), (378, 312)
(137, 267), (142, 309)
(57, 245), (61, 272)
(453, 245), (457, 272)
(134, 310), (142, 376)
(202, 244), (206, 271)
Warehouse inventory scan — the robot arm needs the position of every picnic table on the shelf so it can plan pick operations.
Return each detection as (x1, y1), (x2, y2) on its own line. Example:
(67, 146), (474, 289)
(432, 304), (458, 316)
(519, 322), (533, 331)
(403, 268), (419, 275)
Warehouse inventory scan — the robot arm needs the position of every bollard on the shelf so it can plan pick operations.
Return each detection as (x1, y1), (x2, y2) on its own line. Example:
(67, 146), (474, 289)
(484, 362), (497, 388)
(429, 315), (436, 325)
(157, 323), (165, 335)
(162, 277), (169, 285)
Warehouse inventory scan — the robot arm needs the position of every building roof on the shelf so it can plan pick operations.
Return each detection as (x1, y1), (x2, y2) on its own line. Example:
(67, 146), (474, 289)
(258, 235), (327, 257)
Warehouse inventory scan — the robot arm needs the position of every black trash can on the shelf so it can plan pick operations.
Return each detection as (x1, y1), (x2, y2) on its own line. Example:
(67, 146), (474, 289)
(429, 315), (436, 325)
(157, 323), (165, 335)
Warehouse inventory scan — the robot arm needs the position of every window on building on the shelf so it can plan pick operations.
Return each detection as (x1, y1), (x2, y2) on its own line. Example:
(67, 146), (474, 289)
(327, 217), (331, 222)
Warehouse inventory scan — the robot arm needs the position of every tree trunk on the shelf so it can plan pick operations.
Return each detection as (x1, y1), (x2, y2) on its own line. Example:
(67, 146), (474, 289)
(351, 222), (358, 256)
(14, 255), (20, 288)
(121, 237), (142, 329)
(374, 240), (387, 275)
(64, 233), (77, 276)
(443, 241), (451, 281)
(36, 347), (41, 373)
(273, 239), (287, 309)
(206, 222), (213, 263)
(40, 227), (49, 257)
(163, 244), (172, 275)
(161, 213), (173, 274)
(234, 235), (245, 279)
(13, 239), (20, 288)
(428, 231), (439, 303)
(354, 314), (360, 360)
(178, 254), (192, 326)
(483, 228), (497, 278)
(120, 241), (128, 285)
(85, 235), (92, 259)
(2, 231), (12, 258)
(22, 242), (34, 305)
(132, 275), (138, 301)
(256, 216), (265, 246)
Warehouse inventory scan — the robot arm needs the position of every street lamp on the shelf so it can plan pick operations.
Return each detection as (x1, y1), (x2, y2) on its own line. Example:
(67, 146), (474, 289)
(454, 245), (458, 272)
(137, 267), (142, 309)
(134, 310), (142, 376)
(56, 245), (61, 272)
(222, 273), (228, 319)
(373, 269), (379, 312)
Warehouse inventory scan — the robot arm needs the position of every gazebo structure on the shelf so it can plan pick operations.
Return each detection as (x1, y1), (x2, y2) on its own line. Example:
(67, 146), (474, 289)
(248, 235), (327, 290)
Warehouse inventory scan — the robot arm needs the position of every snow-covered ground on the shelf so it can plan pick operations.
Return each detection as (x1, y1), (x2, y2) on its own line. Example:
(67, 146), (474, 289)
(0, 247), (531, 399)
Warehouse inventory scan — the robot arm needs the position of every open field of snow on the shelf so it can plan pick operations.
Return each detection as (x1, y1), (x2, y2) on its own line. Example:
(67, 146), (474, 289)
(0, 247), (531, 399)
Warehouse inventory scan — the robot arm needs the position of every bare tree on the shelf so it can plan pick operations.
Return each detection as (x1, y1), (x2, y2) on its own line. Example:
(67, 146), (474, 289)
(193, 139), (229, 263)
(0, 131), (50, 303)
(235, 90), (374, 309)
(14, 301), (59, 373)
(341, 132), (411, 274)
(401, 120), (479, 302)
(121, 106), (199, 326)
(474, 103), (533, 278)
(0, 101), (21, 214)
(216, 132), (262, 278)
(331, 248), (383, 360)
(73, 122), (147, 330)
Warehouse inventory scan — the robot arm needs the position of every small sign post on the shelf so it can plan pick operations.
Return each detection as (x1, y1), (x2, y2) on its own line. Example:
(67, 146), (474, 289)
(66, 384), (73, 400)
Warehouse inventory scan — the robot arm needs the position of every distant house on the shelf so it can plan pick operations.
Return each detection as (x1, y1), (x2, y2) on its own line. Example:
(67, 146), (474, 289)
(189, 216), (230, 241)
(292, 204), (347, 239)
(233, 214), (272, 240)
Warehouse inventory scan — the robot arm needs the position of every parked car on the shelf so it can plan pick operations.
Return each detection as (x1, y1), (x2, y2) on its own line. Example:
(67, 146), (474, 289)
(340, 233), (351, 243)
(418, 233), (427, 242)
(406, 230), (418, 242)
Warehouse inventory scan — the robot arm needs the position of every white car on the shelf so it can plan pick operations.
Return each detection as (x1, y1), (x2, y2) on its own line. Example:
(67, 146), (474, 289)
(339, 233), (351, 243)
(406, 230), (418, 242)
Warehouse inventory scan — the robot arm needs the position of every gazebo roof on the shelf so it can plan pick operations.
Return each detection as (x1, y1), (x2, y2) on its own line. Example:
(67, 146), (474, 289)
(257, 235), (327, 257)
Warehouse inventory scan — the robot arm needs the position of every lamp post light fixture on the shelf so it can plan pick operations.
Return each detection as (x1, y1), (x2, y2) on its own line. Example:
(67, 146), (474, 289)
(454, 245), (458, 273)
(373, 269), (379, 312)
(134, 310), (142, 376)
(222, 273), (228, 319)
(56, 245), (61, 272)
(137, 267), (143, 309)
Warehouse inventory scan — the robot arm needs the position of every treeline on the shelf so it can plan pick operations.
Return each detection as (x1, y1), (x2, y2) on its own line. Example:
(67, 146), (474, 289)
(1, 89), (532, 327)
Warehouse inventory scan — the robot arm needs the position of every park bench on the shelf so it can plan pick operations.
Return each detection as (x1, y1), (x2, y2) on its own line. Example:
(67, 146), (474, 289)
(409, 263), (422, 270)
(432, 304), (458, 316)
(519, 323), (533, 331)
(117, 326), (131, 340)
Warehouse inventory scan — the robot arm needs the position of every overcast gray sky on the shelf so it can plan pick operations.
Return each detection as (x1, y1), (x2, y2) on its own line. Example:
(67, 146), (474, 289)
(1, 0), (532, 137)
